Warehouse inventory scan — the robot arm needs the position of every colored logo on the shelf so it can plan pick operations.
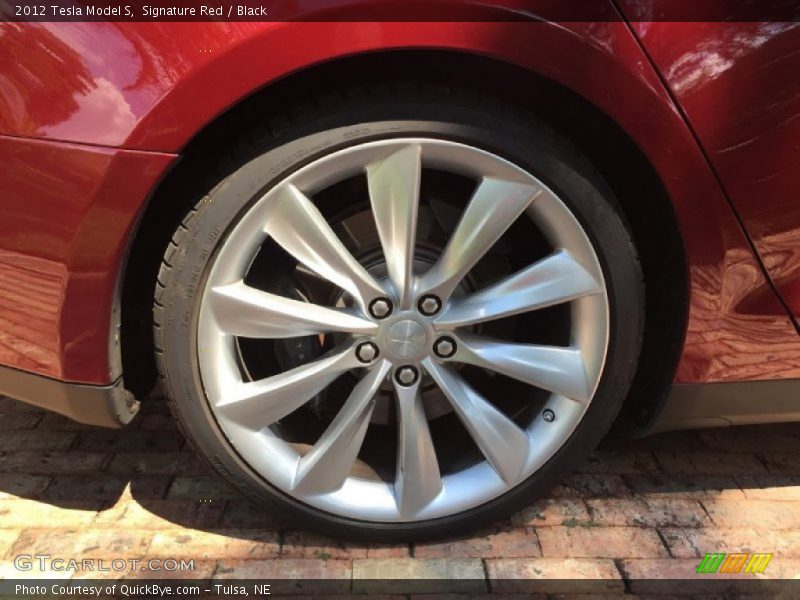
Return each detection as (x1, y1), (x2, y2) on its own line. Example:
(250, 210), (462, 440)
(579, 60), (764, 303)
(696, 552), (772, 574)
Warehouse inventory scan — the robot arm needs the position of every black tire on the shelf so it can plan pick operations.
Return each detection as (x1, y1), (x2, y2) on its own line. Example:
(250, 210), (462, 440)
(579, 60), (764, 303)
(154, 86), (644, 541)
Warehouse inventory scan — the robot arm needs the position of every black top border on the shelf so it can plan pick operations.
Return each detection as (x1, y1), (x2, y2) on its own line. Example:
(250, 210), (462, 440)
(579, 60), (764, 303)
(2, 0), (800, 22)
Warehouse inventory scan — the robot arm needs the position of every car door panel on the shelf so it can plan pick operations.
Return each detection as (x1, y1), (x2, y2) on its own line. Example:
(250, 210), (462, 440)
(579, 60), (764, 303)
(626, 18), (800, 324)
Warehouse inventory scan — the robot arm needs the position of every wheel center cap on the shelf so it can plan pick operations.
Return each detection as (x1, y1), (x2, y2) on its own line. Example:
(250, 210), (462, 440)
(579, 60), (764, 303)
(386, 320), (427, 358)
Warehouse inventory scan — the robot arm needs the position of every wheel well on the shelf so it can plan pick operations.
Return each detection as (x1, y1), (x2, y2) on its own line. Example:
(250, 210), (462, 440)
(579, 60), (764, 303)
(121, 49), (687, 430)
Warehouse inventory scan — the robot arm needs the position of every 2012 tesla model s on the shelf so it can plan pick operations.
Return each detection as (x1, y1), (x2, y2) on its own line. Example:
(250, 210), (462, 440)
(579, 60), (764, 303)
(1, 7), (799, 540)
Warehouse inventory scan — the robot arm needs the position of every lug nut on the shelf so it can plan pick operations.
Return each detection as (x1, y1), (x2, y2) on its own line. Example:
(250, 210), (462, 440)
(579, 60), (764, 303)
(355, 342), (379, 364)
(368, 298), (393, 319)
(395, 366), (419, 387)
(418, 295), (442, 316)
(433, 336), (456, 359)
(542, 409), (556, 422)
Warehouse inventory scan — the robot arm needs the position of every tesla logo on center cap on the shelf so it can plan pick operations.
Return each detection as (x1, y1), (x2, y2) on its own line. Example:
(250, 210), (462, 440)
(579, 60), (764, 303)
(387, 320), (426, 358)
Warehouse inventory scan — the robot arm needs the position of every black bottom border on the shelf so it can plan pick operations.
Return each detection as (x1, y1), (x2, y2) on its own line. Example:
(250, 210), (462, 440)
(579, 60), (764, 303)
(2, 578), (800, 597)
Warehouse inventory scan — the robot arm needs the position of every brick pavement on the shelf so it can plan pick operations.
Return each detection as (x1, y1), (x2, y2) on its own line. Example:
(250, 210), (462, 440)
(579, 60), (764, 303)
(1, 394), (799, 595)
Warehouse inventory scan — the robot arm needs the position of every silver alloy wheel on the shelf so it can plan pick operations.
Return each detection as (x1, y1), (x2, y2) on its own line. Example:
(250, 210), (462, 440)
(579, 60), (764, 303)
(197, 138), (609, 522)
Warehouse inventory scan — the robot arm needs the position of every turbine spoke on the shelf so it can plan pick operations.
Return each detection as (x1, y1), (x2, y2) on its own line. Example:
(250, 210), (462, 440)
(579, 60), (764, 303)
(264, 184), (385, 309)
(394, 379), (442, 517)
(293, 361), (391, 494)
(367, 144), (422, 308)
(437, 250), (602, 328)
(209, 281), (377, 338)
(417, 177), (541, 301)
(423, 358), (529, 484)
(215, 344), (360, 429)
(452, 334), (592, 403)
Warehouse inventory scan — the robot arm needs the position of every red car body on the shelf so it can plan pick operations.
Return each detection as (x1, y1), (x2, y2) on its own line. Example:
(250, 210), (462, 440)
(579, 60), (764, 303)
(1, 3), (799, 431)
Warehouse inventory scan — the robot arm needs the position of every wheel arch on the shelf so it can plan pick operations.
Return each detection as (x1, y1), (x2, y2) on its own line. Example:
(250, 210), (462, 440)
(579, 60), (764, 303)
(119, 48), (688, 433)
